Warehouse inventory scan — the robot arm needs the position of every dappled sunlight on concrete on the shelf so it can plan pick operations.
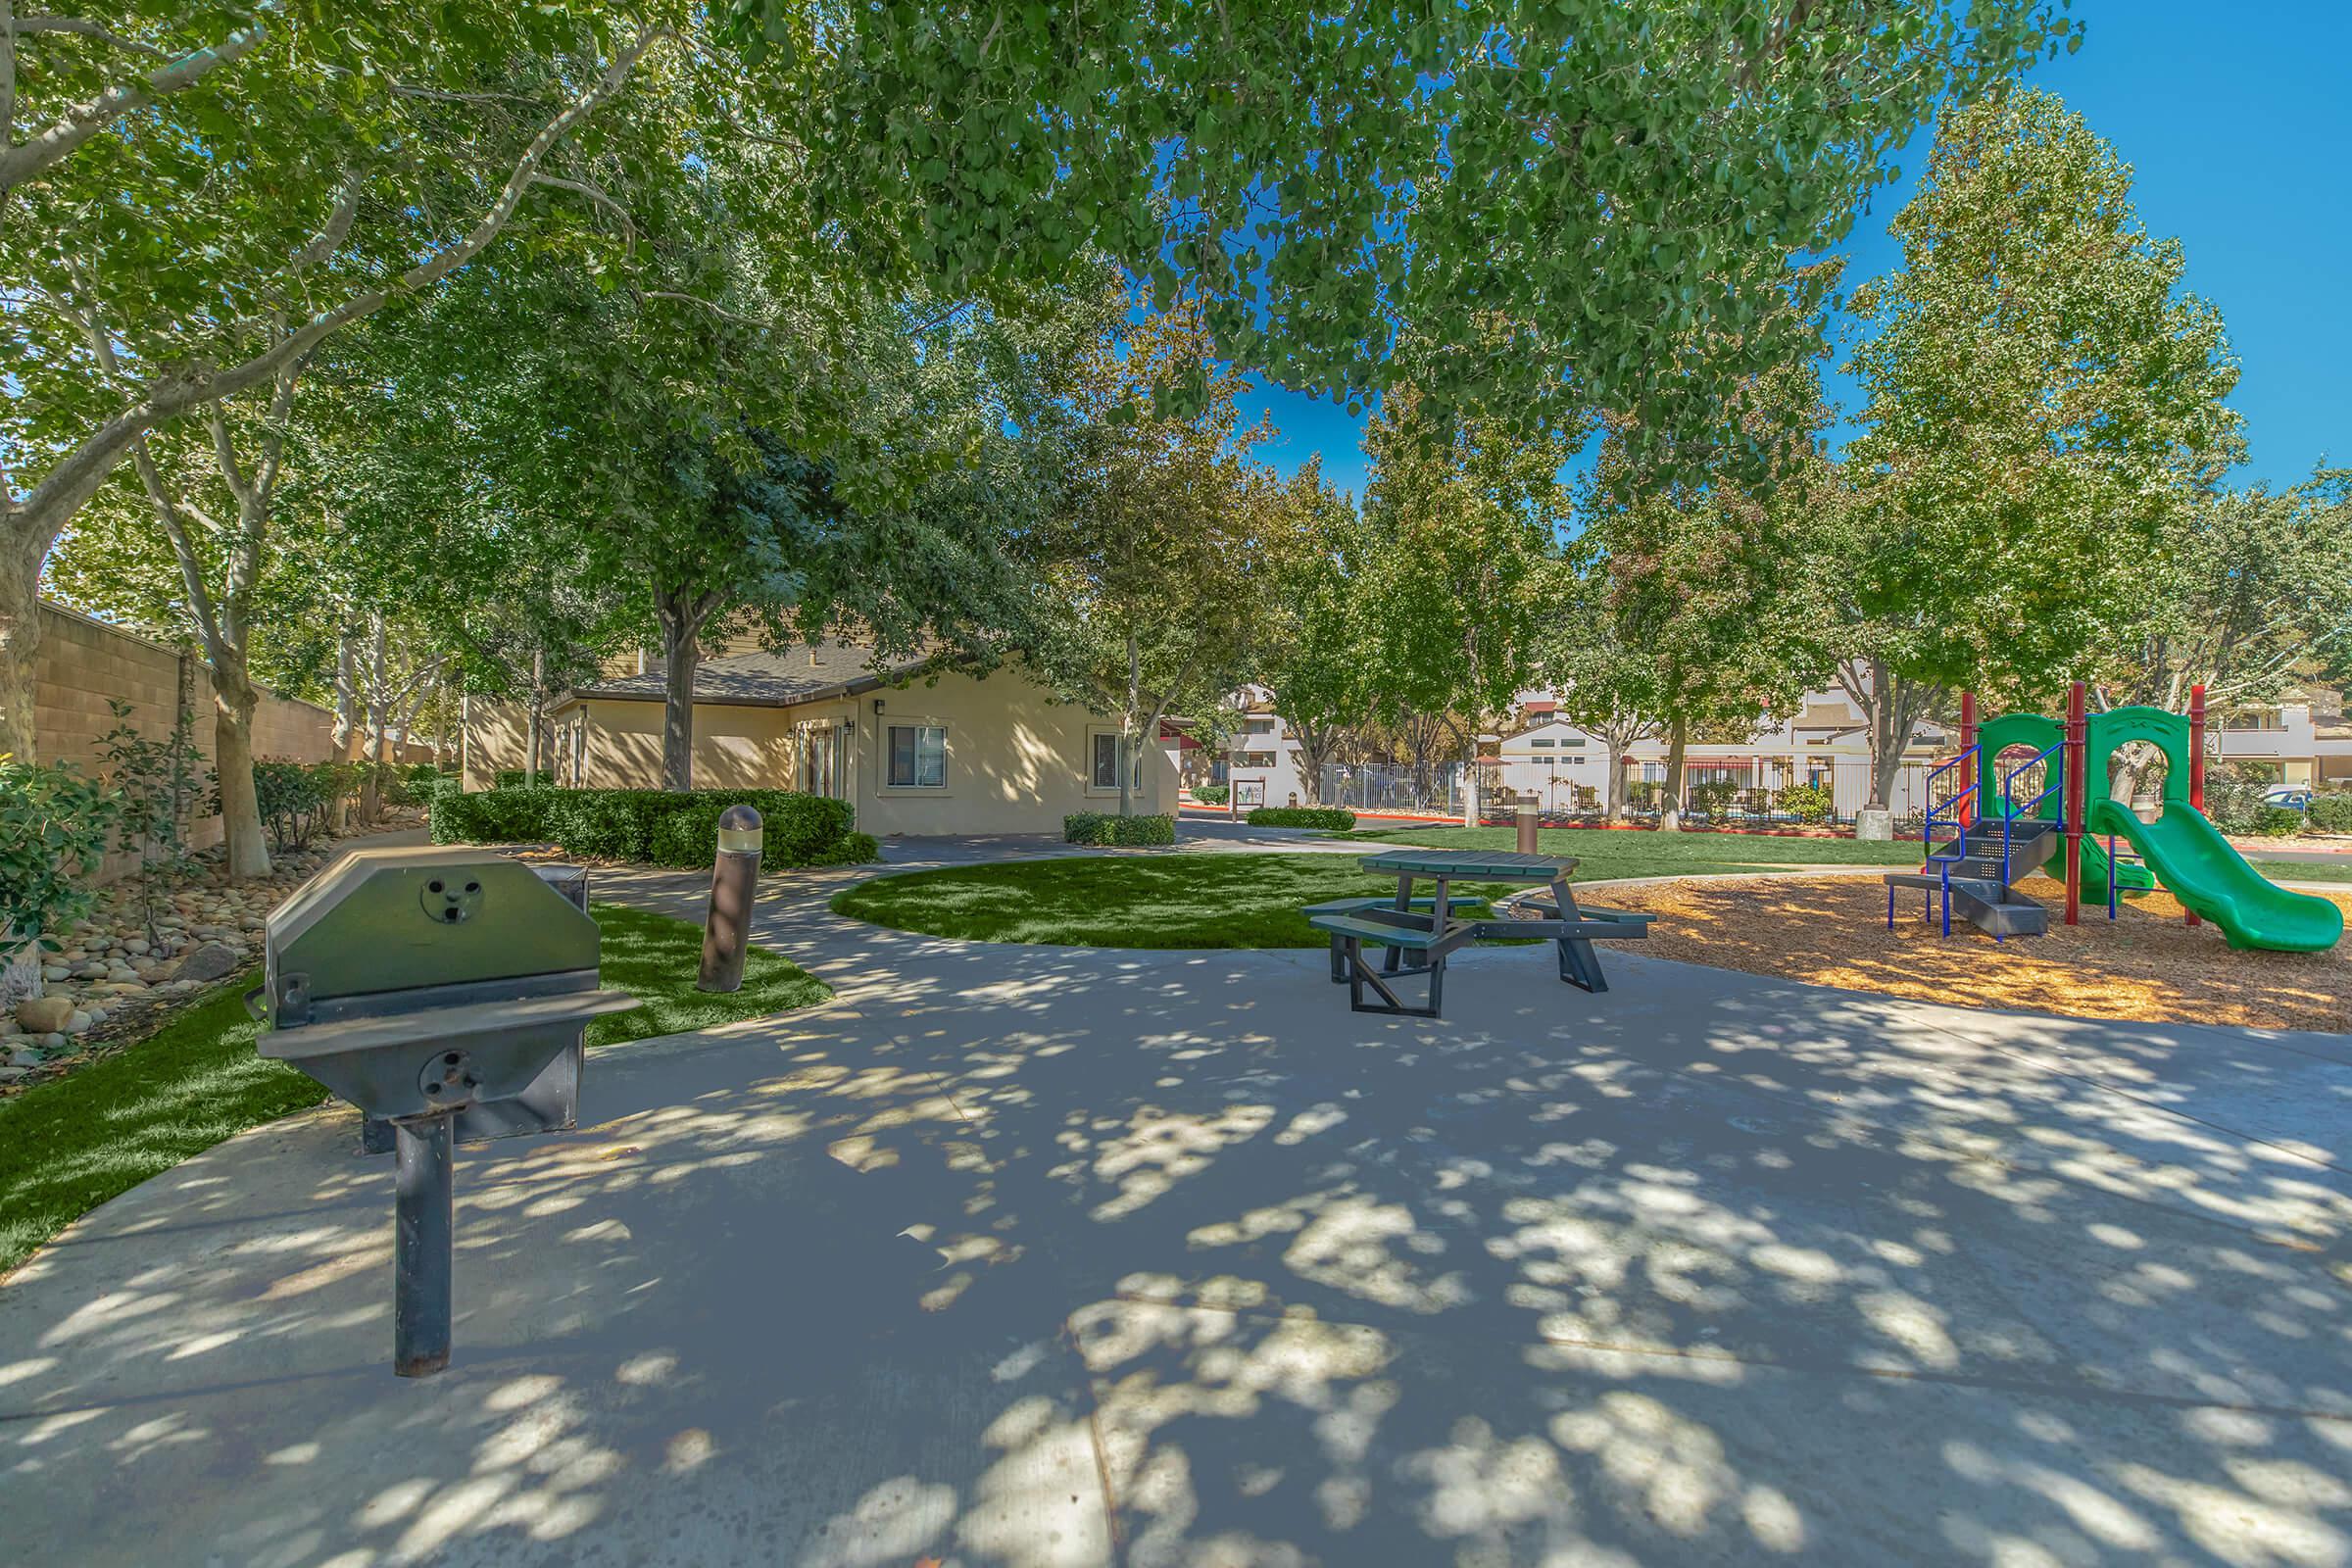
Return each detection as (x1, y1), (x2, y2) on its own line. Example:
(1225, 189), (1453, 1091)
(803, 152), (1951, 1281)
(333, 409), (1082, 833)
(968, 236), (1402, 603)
(3, 855), (2350, 1563)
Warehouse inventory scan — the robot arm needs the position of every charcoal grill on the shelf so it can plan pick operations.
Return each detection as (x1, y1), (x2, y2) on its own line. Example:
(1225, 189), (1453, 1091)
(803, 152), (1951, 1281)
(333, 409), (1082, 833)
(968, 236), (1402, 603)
(258, 846), (637, 1375)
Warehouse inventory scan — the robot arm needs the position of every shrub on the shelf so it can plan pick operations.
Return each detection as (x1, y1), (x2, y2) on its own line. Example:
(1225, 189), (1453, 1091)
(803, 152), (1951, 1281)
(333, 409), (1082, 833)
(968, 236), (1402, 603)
(95, 699), (202, 937)
(430, 785), (869, 867)
(1775, 781), (1836, 824)
(1246, 806), (1355, 830)
(2308, 791), (2352, 833)
(2200, 762), (2285, 835)
(1686, 782), (1738, 818)
(493, 768), (531, 789)
(1064, 811), (1177, 846)
(0, 757), (116, 949)
(2248, 805), (2305, 838)
(247, 759), (353, 850)
(1195, 784), (1229, 805)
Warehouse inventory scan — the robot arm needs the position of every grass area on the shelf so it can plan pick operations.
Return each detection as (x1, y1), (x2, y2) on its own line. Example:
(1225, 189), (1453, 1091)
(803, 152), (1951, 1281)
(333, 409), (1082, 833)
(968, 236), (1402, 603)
(2257, 856), (2352, 883)
(1331, 823), (1926, 876)
(0, 902), (826, 1278)
(832, 854), (1528, 948)
(1334, 822), (2349, 885)
(586, 901), (830, 1045)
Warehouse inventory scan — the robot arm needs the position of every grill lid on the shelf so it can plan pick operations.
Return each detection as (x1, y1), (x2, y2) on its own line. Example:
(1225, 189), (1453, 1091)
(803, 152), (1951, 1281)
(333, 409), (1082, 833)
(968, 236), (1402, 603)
(267, 846), (600, 1007)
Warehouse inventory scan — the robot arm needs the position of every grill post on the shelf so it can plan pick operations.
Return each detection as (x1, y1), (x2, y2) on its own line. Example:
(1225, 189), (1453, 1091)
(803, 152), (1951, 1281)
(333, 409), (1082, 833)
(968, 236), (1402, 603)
(698, 806), (763, 993)
(393, 1113), (455, 1377)
(1515, 804), (1539, 854)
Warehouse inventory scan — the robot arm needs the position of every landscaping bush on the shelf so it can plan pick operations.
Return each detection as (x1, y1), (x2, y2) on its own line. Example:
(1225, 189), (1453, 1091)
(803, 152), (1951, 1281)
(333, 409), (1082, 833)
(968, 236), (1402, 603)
(1194, 784), (1229, 805)
(1686, 782), (1738, 819)
(0, 757), (116, 949)
(2306, 791), (2352, 833)
(430, 785), (870, 867)
(246, 759), (354, 850)
(2248, 805), (2306, 837)
(2201, 763), (2286, 835)
(493, 768), (531, 789)
(1064, 811), (1177, 846)
(1774, 781), (1836, 824)
(1246, 806), (1356, 830)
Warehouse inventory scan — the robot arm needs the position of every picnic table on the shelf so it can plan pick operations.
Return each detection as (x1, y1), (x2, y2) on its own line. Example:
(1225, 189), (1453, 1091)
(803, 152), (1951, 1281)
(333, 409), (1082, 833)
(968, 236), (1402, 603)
(1303, 849), (1655, 1017)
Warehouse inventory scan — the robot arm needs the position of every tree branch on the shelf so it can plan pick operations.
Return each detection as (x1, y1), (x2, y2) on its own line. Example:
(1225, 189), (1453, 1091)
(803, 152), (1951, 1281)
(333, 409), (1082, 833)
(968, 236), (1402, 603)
(0, 20), (266, 193)
(16, 15), (169, 60)
(6, 21), (672, 551)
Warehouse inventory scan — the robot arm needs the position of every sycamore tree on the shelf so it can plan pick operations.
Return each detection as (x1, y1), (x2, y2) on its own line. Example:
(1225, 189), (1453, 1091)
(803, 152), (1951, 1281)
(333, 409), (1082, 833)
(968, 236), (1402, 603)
(1818, 86), (2242, 814)
(0, 5), (712, 760)
(1026, 302), (1276, 816)
(2095, 472), (2352, 797)
(1539, 551), (1661, 821)
(1356, 383), (1576, 819)
(1250, 461), (1373, 794)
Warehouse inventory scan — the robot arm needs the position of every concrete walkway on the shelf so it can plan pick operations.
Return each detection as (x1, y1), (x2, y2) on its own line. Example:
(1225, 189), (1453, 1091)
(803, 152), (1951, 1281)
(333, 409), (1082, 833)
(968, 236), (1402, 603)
(4, 852), (2350, 1566)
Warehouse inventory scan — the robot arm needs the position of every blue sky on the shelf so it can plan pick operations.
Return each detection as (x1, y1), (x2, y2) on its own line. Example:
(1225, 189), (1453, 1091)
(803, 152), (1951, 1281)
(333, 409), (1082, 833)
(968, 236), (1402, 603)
(1238, 1), (2352, 502)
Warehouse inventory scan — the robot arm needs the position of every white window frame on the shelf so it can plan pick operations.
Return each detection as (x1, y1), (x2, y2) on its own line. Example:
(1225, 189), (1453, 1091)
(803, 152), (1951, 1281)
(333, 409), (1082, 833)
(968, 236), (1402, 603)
(1086, 726), (1141, 796)
(883, 720), (950, 792)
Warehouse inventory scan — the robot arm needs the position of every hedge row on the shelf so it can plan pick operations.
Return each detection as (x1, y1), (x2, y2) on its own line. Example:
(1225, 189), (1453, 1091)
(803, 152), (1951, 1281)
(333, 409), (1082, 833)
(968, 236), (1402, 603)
(1063, 811), (1176, 847)
(2307, 791), (2352, 833)
(430, 786), (876, 868)
(1247, 806), (1356, 830)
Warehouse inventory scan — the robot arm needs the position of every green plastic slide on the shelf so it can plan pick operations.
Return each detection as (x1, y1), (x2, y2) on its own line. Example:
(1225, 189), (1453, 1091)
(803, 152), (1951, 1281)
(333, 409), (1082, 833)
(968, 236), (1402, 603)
(2082, 798), (2343, 953)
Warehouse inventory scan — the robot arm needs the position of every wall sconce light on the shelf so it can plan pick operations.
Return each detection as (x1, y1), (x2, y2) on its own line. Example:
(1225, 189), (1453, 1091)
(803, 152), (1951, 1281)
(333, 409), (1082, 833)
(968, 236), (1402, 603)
(872, 698), (885, 714)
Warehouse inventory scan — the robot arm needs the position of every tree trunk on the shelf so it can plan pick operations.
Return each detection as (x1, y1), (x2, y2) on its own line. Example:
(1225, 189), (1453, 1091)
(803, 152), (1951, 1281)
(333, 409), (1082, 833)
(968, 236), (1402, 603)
(526, 646), (545, 787)
(211, 663), (271, 879)
(1660, 717), (1690, 831)
(0, 535), (42, 760)
(1460, 738), (1479, 826)
(661, 623), (700, 792)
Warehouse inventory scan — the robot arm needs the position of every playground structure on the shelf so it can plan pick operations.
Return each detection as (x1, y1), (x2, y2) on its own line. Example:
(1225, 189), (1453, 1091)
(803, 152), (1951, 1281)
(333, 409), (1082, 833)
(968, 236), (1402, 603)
(1885, 683), (2344, 953)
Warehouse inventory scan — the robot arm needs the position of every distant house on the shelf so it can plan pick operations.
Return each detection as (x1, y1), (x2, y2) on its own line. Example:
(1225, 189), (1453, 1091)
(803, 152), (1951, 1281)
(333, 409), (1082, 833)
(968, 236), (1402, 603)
(2209, 689), (2352, 787)
(466, 641), (1177, 837)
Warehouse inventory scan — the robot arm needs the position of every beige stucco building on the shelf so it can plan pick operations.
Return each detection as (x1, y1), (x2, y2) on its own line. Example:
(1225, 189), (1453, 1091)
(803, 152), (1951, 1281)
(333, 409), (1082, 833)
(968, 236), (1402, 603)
(464, 643), (1175, 837)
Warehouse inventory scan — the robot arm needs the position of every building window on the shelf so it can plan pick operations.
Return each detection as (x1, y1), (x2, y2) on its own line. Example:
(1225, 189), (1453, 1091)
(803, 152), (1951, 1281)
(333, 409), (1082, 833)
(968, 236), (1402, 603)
(1529, 738), (1553, 748)
(887, 723), (947, 788)
(1090, 730), (1146, 791)
(1243, 717), (1275, 735)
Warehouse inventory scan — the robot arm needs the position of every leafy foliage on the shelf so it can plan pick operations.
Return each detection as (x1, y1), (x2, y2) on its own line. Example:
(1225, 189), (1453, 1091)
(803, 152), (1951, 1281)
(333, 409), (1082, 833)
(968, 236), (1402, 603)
(712, 0), (2076, 472)
(430, 786), (871, 867)
(1062, 812), (1177, 848)
(0, 758), (115, 949)
(93, 700), (202, 941)
(1247, 808), (1356, 831)
(244, 760), (351, 851)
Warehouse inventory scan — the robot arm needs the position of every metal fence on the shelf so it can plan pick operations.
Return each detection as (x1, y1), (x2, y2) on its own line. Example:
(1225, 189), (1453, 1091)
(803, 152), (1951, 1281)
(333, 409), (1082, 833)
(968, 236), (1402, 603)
(1494, 758), (1961, 830)
(1314, 760), (1464, 815)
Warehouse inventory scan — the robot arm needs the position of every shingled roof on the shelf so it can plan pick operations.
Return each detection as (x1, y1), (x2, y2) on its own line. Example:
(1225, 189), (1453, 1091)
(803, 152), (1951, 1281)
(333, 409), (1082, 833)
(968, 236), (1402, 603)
(572, 642), (929, 709)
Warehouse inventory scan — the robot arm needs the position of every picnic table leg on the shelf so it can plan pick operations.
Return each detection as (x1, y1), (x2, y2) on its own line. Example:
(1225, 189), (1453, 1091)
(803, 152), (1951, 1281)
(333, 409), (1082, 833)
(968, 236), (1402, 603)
(1382, 872), (1413, 976)
(1549, 874), (1611, 994)
(1328, 931), (1348, 984)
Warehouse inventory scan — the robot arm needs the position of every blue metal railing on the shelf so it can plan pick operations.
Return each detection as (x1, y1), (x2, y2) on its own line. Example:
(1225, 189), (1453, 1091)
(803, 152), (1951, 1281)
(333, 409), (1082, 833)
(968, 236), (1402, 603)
(1918, 746), (1980, 938)
(1995, 742), (2065, 887)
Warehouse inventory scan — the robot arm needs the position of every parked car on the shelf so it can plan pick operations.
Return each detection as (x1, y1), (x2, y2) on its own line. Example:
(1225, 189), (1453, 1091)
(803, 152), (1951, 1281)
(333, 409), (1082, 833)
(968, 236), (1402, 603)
(2261, 783), (2314, 810)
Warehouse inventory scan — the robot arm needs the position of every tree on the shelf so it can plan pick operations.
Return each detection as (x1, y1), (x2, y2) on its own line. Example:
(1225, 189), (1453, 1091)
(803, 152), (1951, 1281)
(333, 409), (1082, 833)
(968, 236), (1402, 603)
(1570, 339), (1832, 826)
(1540, 550), (1663, 821)
(1250, 462), (1372, 797)
(1025, 302), (1277, 816)
(721, 0), (2074, 469)
(1357, 385), (1574, 820)
(1821, 87), (2242, 815)
(2095, 471), (2352, 796)
(2, 5), (689, 758)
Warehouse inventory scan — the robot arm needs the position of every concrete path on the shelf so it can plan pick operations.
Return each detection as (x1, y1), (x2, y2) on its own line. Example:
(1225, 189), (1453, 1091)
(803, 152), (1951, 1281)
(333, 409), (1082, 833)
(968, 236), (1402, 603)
(4, 855), (2349, 1567)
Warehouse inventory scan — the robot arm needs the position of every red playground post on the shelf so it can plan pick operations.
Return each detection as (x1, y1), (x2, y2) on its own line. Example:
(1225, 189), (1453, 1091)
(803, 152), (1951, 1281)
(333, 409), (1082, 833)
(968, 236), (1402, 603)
(2186, 683), (2206, 927)
(2063, 681), (2086, 926)
(1957, 692), (1977, 827)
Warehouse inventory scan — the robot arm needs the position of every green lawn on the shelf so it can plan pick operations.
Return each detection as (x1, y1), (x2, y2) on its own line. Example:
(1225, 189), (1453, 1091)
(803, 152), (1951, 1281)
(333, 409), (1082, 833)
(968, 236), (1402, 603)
(1331, 823), (1927, 876)
(1334, 821), (2346, 886)
(832, 854), (1533, 948)
(0, 903), (826, 1278)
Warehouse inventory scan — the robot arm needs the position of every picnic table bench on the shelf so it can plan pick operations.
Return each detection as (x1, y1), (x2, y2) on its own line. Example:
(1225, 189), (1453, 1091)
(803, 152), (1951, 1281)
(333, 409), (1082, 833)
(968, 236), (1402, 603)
(1305, 849), (1656, 1018)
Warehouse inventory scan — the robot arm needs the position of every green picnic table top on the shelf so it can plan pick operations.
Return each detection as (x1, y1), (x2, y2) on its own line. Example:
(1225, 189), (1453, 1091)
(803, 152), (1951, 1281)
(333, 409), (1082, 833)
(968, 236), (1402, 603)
(1356, 849), (1579, 880)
